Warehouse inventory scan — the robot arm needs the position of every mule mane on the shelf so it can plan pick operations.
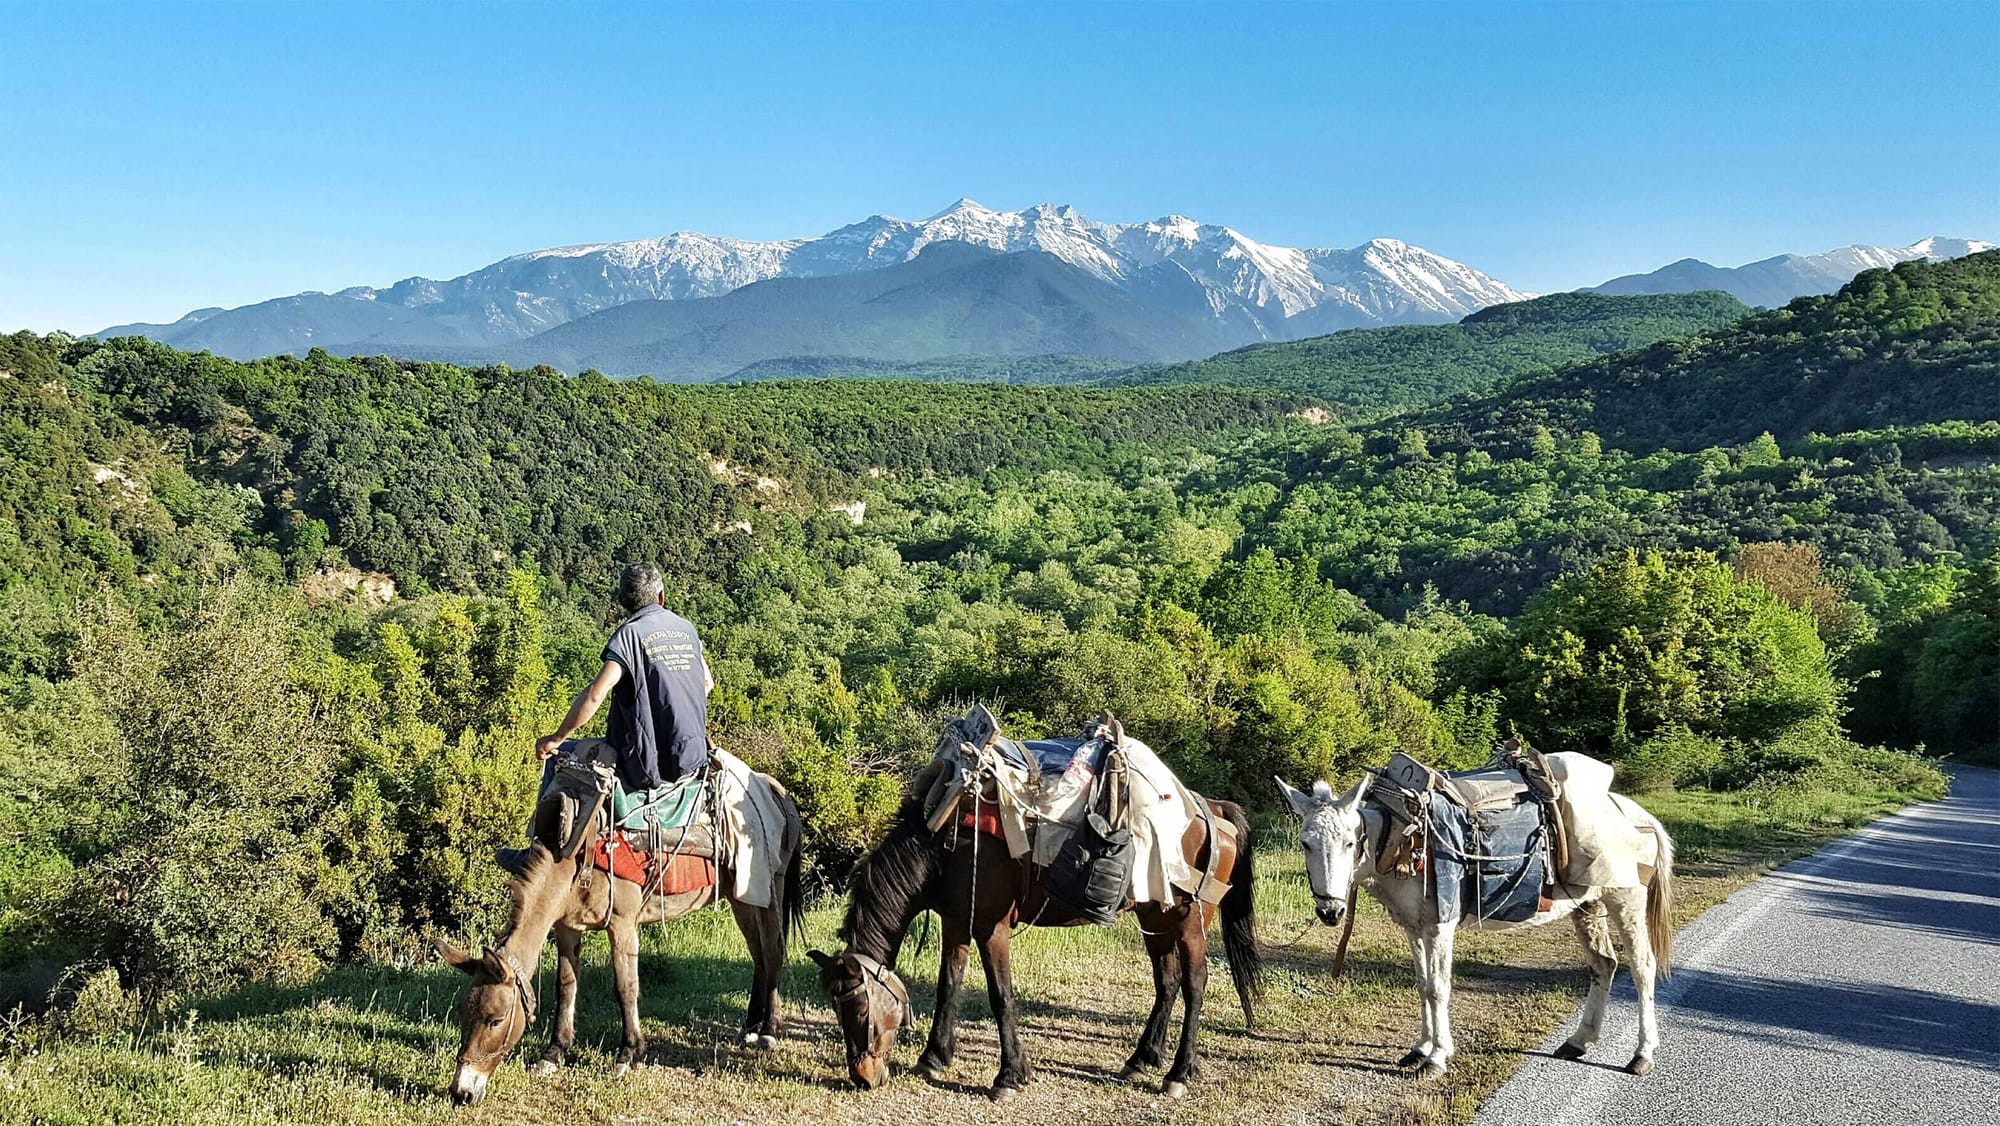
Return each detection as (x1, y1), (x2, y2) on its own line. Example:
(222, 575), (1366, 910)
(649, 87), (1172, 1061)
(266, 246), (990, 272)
(500, 844), (571, 941)
(837, 799), (941, 964)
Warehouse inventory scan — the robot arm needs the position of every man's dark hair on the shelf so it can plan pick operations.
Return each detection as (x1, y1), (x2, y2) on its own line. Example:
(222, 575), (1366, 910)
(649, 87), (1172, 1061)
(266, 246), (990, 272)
(616, 563), (665, 614)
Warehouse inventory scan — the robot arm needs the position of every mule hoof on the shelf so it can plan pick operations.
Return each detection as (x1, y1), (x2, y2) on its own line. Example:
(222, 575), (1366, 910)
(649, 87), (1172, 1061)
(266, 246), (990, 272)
(991, 1086), (1021, 1104)
(1396, 1049), (1428, 1069)
(532, 1059), (558, 1077)
(1626, 1055), (1654, 1077)
(1418, 1062), (1447, 1081)
(613, 1063), (631, 1078)
(1552, 1042), (1587, 1061)
(756, 1033), (777, 1051)
(1163, 1081), (1188, 1100)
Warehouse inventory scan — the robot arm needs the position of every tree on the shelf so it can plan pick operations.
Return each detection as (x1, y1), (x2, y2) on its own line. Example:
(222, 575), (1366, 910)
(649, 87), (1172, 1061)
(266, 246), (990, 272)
(1492, 549), (1840, 751)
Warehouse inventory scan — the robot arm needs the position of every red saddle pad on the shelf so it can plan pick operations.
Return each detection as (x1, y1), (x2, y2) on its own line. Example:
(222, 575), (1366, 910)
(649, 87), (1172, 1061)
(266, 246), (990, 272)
(590, 833), (718, 895)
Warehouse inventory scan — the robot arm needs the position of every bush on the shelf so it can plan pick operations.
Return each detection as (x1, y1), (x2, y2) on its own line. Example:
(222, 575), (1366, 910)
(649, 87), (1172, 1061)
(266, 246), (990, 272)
(1619, 727), (1728, 794)
(1490, 549), (1841, 752)
(34, 586), (339, 998)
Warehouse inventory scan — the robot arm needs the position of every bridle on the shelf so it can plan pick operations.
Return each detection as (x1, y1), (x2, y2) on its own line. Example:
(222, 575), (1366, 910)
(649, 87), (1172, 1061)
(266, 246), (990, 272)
(1315, 773), (1374, 978)
(459, 944), (539, 1071)
(827, 952), (910, 1069)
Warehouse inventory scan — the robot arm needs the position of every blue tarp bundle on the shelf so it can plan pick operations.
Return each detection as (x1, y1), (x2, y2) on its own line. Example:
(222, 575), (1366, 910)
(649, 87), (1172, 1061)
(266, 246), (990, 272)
(994, 735), (1104, 777)
(1426, 796), (1547, 924)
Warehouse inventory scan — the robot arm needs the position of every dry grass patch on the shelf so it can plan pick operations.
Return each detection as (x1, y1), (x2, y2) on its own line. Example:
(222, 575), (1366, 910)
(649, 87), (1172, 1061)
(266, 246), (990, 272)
(0, 789), (1905, 1125)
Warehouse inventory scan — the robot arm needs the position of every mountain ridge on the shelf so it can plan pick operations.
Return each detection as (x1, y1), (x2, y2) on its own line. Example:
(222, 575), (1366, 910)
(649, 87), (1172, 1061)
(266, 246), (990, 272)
(95, 199), (1526, 362)
(1587, 236), (1994, 307)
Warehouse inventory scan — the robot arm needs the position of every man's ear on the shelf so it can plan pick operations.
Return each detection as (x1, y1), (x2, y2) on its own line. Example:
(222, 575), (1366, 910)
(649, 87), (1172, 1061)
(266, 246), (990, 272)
(1275, 777), (1317, 819)
(436, 939), (480, 975)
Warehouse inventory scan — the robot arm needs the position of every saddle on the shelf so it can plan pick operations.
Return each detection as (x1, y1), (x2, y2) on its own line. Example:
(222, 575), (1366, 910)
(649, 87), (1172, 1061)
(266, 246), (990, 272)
(922, 708), (1225, 920)
(1368, 741), (1572, 921)
(533, 756), (717, 863)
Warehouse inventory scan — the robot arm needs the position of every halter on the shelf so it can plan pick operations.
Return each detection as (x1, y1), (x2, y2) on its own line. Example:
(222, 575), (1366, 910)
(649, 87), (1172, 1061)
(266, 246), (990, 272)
(827, 952), (911, 1068)
(459, 944), (539, 1071)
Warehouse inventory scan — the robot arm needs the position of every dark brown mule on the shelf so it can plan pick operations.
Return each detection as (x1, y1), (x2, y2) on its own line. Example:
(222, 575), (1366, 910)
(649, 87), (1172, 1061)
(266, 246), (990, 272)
(439, 788), (806, 1106)
(810, 791), (1260, 1101)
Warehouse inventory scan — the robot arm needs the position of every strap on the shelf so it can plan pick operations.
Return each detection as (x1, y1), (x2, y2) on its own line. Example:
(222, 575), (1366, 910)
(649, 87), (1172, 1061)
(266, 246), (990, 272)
(494, 944), (538, 1018)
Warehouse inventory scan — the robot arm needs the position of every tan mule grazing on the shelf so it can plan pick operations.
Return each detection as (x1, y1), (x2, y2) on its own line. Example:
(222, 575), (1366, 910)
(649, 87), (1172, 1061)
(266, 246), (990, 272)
(441, 783), (806, 1107)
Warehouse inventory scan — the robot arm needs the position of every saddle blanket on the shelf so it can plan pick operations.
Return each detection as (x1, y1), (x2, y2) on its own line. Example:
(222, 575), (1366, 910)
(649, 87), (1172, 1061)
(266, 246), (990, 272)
(551, 742), (789, 908)
(590, 833), (719, 895)
(612, 771), (707, 835)
(924, 706), (1206, 908)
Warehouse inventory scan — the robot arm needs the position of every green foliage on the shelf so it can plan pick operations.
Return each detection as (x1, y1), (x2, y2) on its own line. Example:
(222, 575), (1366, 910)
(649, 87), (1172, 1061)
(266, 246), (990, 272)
(27, 588), (340, 997)
(1120, 290), (1750, 406)
(1414, 251), (2000, 452)
(1847, 551), (1999, 758)
(1475, 550), (1840, 752)
(0, 249), (1992, 1004)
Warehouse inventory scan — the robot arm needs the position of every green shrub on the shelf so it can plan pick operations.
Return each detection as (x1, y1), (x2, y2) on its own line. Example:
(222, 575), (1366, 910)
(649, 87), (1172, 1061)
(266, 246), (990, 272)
(1619, 727), (1727, 793)
(1491, 549), (1840, 751)
(35, 586), (339, 998)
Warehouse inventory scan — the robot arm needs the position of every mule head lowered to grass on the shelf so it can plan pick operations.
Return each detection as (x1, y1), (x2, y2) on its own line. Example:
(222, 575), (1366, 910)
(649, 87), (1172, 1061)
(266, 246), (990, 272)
(808, 948), (912, 1090)
(814, 709), (1262, 1102)
(439, 939), (537, 1106)
(437, 756), (807, 1107)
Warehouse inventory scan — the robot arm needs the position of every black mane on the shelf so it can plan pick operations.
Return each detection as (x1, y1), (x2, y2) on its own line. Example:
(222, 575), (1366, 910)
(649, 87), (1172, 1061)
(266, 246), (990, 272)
(837, 798), (943, 964)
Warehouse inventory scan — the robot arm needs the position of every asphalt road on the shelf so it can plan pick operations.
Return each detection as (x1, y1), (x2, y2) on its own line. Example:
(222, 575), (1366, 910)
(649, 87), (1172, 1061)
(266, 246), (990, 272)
(1477, 767), (2000, 1126)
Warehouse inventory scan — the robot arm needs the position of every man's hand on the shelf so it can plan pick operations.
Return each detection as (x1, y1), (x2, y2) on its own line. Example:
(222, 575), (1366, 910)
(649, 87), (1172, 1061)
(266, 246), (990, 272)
(537, 661), (622, 764)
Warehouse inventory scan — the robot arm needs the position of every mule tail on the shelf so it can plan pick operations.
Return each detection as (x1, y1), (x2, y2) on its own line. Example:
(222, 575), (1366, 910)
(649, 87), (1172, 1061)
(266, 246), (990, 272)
(1213, 799), (1263, 1029)
(1646, 826), (1675, 978)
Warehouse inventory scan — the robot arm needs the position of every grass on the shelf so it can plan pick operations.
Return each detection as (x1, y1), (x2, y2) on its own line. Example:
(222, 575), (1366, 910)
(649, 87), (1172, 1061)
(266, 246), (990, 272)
(0, 778), (1945, 1126)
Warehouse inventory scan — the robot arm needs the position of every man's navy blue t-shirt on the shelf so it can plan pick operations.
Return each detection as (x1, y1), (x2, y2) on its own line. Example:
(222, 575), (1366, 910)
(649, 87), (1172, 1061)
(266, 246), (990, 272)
(601, 604), (709, 789)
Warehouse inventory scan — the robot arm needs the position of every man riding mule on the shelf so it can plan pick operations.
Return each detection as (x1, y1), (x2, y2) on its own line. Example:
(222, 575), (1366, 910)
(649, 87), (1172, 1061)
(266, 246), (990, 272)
(811, 707), (1261, 1101)
(1279, 743), (1675, 1080)
(537, 562), (712, 791)
(442, 563), (806, 1107)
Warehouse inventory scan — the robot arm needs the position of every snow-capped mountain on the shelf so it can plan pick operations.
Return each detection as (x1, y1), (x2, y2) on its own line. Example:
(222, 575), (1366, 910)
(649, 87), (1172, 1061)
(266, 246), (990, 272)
(97, 200), (1528, 362)
(1587, 236), (1996, 307)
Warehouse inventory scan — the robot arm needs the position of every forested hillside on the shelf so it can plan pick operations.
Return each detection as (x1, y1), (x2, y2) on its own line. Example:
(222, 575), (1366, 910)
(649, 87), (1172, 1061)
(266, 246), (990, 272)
(1421, 250), (2000, 451)
(1, 250), (1992, 1009)
(1116, 290), (1751, 406)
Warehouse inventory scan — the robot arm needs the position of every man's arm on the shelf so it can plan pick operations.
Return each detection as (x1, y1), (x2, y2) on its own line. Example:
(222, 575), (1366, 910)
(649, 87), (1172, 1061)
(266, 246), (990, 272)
(703, 655), (715, 696)
(536, 659), (624, 759)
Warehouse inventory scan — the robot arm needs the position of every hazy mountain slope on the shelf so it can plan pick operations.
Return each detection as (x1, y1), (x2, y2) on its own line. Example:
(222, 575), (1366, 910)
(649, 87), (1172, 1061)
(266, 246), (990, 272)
(1424, 251), (2000, 450)
(490, 244), (1253, 379)
(1115, 290), (1751, 407)
(719, 353), (1130, 384)
(1588, 236), (1995, 308)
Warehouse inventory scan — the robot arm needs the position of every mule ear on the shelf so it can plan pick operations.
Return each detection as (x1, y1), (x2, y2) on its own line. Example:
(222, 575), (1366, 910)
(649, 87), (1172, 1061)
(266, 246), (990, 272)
(481, 948), (513, 983)
(1275, 777), (1316, 818)
(806, 948), (833, 969)
(436, 938), (480, 975)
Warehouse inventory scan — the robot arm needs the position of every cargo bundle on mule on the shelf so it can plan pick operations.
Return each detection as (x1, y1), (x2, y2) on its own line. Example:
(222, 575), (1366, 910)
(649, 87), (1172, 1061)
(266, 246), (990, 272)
(914, 704), (1233, 923)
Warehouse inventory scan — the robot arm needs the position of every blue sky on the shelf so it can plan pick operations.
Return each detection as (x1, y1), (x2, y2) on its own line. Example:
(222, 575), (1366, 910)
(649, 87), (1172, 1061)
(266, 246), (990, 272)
(3, 1), (1996, 331)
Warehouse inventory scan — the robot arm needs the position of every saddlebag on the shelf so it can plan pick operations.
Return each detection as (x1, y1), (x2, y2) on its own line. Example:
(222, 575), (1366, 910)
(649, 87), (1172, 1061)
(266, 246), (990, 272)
(1043, 753), (1133, 926)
